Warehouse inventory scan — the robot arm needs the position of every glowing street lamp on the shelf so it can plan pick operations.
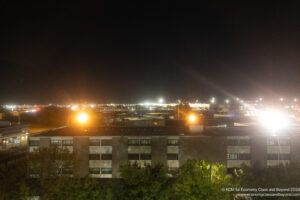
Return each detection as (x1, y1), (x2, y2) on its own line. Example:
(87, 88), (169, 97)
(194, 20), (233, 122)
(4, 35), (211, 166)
(259, 109), (290, 134)
(225, 99), (230, 104)
(188, 114), (197, 124)
(77, 113), (88, 124)
(210, 97), (216, 104)
(158, 98), (164, 104)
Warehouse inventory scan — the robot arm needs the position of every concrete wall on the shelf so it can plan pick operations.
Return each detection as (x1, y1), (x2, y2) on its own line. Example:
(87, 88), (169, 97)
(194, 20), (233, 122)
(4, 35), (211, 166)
(73, 136), (89, 177)
(152, 136), (167, 165)
(290, 135), (300, 162)
(179, 136), (227, 165)
(112, 137), (128, 178)
(251, 136), (267, 168)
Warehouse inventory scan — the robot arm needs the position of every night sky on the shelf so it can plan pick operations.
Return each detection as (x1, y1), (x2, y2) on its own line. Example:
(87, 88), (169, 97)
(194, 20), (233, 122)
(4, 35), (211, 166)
(1, 1), (300, 104)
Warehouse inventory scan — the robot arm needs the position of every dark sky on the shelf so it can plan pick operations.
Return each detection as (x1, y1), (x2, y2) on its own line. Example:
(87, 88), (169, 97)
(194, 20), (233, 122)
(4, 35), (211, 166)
(1, 1), (300, 104)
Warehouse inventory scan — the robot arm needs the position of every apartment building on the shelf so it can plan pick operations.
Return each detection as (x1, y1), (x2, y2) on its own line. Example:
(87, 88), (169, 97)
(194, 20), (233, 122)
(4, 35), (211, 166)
(28, 126), (300, 178)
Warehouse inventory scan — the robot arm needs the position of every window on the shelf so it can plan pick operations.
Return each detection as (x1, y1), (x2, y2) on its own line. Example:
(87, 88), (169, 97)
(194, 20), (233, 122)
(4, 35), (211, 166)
(279, 139), (290, 146)
(140, 139), (151, 146)
(168, 139), (179, 146)
(51, 139), (62, 146)
(267, 154), (278, 160)
(279, 154), (290, 160)
(101, 154), (112, 160)
(268, 137), (290, 146)
(167, 154), (178, 160)
(62, 140), (73, 146)
(89, 139), (100, 146)
(128, 154), (139, 160)
(239, 139), (250, 146)
(89, 168), (100, 174)
(140, 153), (152, 160)
(89, 154), (100, 160)
(29, 140), (39, 146)
(101, 168), (112, 174)
(227, 139), (238, 146)
(238, 153), (251, 160)
(227, 139), (250, 146)
(128, 139), (139, 146)
(227, 153), (238, 160)
(101, 139), (112, 146)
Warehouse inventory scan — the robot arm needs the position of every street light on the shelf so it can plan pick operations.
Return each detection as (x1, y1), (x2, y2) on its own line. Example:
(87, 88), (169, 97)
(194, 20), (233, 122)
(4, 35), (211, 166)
(188, 114), (197, 124)
(210, 97), (215, 104)
(77, 113), (88, 124)
(158, 98), (164, 104)
(259, 109), (290, 134)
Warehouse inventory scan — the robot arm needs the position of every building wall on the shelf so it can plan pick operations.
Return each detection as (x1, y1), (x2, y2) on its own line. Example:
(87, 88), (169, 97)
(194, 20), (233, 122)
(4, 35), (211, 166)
(112, 136), (128, 178)
(27, 133), (300, 178)
(73, 136), (89, 177)
(179, 136), (227, 166)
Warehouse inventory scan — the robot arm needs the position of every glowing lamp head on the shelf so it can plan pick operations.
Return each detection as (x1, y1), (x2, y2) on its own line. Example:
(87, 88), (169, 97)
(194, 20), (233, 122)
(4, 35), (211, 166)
(77, 113), (88, 124)
(188, 114), (197, 123)
(259, 110), (290, 133)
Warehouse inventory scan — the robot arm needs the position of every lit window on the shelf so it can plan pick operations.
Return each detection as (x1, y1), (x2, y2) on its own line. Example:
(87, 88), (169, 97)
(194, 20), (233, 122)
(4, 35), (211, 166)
(128, 139), (139, 146)
(101, 168), (112, 174)
(89, 139), (100, 146)
(227, 153), (238, 160)
(89, 168), (100, 174)
(51, 139), (62, 146)
(140, 139), (151, 146)
(62, 140), (73, 146)
(168, 139), (179, 146)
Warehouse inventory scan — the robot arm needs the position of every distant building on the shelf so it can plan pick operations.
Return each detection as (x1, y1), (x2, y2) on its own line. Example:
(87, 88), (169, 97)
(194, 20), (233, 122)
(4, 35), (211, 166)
(0, 124), (28, 151)
(27, 125), (300, 178)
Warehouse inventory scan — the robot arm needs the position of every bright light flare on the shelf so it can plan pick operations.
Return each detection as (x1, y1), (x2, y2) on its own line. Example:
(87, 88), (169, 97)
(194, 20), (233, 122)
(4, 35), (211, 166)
(188, 114), (197, 124)
(77, 113), (88, 124)
(259, 110), (291, 132)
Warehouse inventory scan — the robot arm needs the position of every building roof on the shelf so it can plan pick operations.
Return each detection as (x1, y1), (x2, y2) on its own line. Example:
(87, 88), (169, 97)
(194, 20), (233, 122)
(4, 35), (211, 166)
(30, 124), (300, 138)
(0, 125), (28, 137)
(31, 126), (190, 137)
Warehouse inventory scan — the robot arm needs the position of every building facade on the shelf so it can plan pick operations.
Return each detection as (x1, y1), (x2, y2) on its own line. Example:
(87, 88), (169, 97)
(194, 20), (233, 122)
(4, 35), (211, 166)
(28, 126), (300, 178)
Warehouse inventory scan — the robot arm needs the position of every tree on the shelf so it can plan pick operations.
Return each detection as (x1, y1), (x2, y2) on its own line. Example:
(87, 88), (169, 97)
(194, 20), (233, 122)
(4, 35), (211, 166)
(120, 162), (175, 200)
(173, 160), (235, 200)
(26, 146), (77, 199)
(236, 162), (300, 200)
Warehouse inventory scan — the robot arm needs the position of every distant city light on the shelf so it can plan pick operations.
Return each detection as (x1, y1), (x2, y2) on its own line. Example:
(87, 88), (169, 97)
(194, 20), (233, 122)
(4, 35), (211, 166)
(225, 99), (230, 104)
(71, 105), (78, 110)
(158, 98), (164, 104)
(279, 98), (284, 102)
(259, 98), (263, 101)
(77, 113), (88, 124)
(210, 97), (216, 104)
(294, 98), (298, 102)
